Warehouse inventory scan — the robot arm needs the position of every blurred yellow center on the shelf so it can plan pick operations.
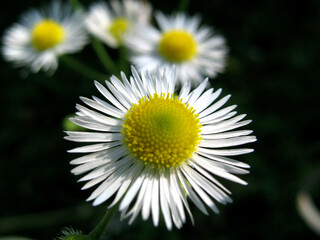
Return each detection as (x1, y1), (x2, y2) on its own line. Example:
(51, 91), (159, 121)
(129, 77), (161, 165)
(158, 30), (197, 62)
(122, 93), (202, 169)
(32, 19), (64, 51)
(109, 17), (128, 43)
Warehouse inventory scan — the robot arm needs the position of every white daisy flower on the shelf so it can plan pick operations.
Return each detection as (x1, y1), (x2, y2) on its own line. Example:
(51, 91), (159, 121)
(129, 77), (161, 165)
(126, 12), (228, 85)
(2, 1), (88, 73)
(65, 66), (256, 230)
(85, 0), (152, 48)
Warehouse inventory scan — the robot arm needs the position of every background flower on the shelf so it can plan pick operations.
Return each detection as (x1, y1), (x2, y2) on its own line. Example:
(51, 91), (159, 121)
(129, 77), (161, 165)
(1, 1), (88, 74)
(126, 12), (227, 85)
(85, 0), (151, 48)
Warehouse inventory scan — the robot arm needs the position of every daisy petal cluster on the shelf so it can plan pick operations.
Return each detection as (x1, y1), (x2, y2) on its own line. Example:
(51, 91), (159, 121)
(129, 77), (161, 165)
(2, 1), (88, 73)
(126, 12), (228, 85)
(65, 66), (256, 230)
(85, 0), (151, 48)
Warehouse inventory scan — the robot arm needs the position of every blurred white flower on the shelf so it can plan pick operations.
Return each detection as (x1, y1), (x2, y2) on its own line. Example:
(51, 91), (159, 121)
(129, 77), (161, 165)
(126, 12), (228, 85)
(2, 1), (88, 74)
(85, 0), (151, 48)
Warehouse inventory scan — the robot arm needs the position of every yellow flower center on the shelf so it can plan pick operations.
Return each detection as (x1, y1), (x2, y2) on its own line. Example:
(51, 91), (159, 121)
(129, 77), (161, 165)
(158, 30), (197, 62)
(31, 19), (65, 51)
(109, 17), (128, 43)
(122, 93), (202, 169)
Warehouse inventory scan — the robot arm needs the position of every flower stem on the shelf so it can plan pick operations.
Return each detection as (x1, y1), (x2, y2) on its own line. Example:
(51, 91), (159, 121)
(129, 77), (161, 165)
(60, 55), (107, 81)
(118, 46), (129, 75)
(91, 36), (119, 75)
(88, 204), (119, 240)
(69, 0), (82, 10)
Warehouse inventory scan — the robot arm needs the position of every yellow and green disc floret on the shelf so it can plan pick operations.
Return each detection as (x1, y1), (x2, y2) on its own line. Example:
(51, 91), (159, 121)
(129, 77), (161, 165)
(122, 93), (202, 169)
(109, 17), (129, 43)
(158, 30), (197, 62)
(32, 19), (65, 51)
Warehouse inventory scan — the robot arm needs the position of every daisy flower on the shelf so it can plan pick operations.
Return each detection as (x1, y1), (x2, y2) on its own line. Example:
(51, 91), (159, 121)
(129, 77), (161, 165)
(65, 66), (256, 230)
(126, 12), (228, 85)
(1, 1), (88, 73)
(85, 0), (151, 48)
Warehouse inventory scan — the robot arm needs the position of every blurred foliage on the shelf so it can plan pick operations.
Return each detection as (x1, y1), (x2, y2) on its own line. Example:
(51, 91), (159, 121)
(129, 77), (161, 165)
(0, 0), (320, 239)
(0, 238), (35, 240)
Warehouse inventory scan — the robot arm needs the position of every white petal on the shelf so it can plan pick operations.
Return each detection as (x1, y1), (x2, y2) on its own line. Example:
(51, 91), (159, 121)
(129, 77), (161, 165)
(131, 66), (148, 97)
(177, 170), (209, 215)
(186, 78), (208, 106)
(192, 88), (213, 113)
(201, 114), (249, 133)
(200, 105), (237, 123)
(206, 120), (253, 135)
(76, 104), (122, 126)
(151, 172), (160, 226)
(181, 166), (220, 214)
(189, 159), (232, 195)
(70, 145), (124, 165)
(81, 174), (108, 190)
(200, 136), (257, 148)
(91, 162), (132, 205)
(142, 169), (156, 220)
(204, 111), (238, 125)
(184, 164), (231, 204)
(192, 155), (247, 185)
(193, 154), (249, 175)
(70, 146), (127, 174)
(126, 168), (153, 224)
(64, 131), (122, 142)
(160, 172), (172, 230)
(163, 171), (182, 229)
(171, 170), (194, 225)
(68, 141), (121, 153)
(69, 117), (122, 132)
(79, 155), (130, 182)
(197, 147), (254, 156)
(108, 163), (144, 208)
(178, 82), (191, 102)
(80, 96), (124, 119)
(119, 171), (146, 211)
(94, 81), (127, 112)
(92, 96), (125, 118)
(111, 75), (138, 104)
(202, 130), (254, 140)
(106, 80), (132, 109)
(169, 169), (186, 224)
(199, 94), (230, 119)
(70, 150), (107, 165)
(196, 151), (251, 168)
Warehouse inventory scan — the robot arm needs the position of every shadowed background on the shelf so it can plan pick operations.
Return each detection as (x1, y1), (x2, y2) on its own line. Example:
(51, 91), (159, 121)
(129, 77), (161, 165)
(0, 0), (319, 239)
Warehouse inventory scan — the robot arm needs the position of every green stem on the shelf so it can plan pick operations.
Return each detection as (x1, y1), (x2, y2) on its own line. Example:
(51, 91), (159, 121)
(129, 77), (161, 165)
(88, 204), (119, 240)
(118, 46), (129, 75)
(60, 55), (107, 81)
(69, 0), (82, 10)
(178, 0), (190, 11)
(91, 37), (119, 75)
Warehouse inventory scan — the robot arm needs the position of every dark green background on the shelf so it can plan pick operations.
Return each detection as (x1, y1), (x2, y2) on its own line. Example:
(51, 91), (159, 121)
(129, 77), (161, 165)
(0, 0), (319, 239)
